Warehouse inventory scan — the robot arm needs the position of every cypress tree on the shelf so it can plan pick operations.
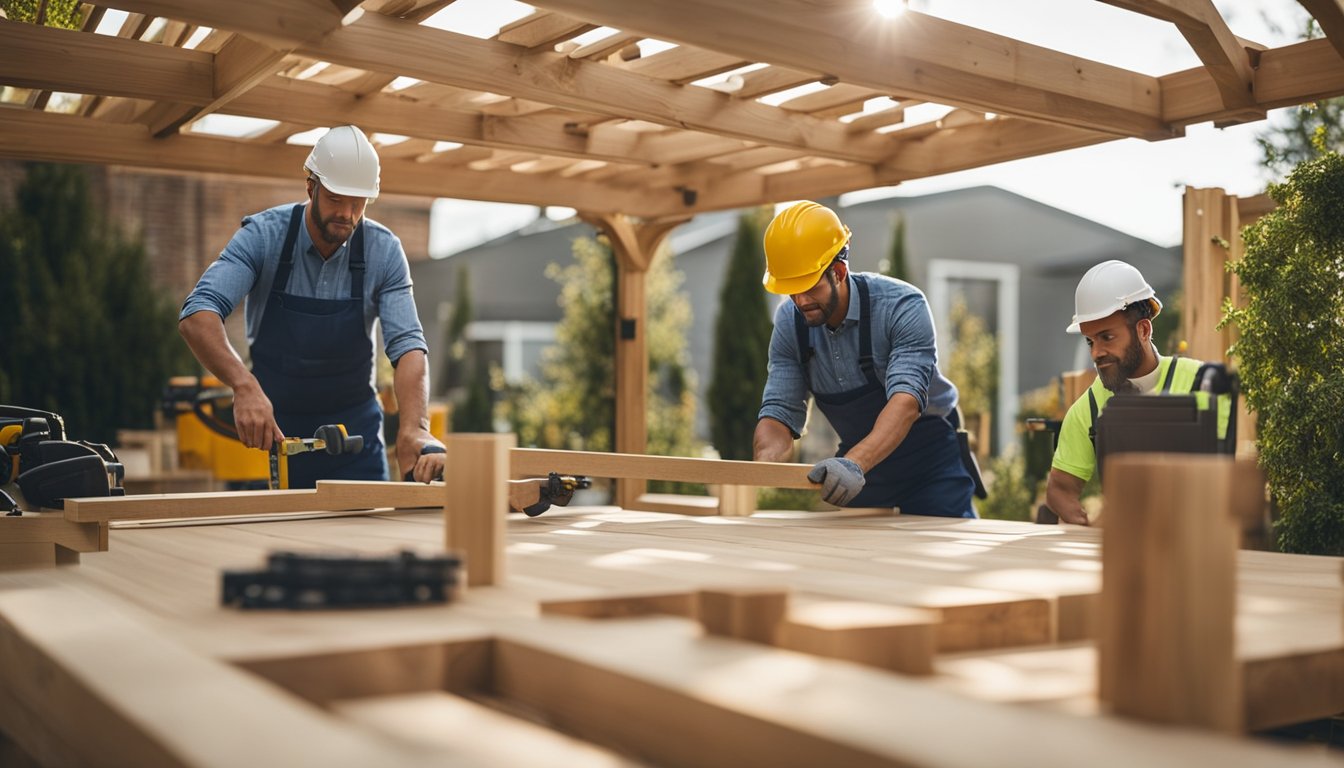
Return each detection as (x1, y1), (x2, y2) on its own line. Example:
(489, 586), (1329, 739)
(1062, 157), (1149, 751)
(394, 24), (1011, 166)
(707, 208), (774, 460)
(882, 213), (910, 283)
(0, 163), (194, 443)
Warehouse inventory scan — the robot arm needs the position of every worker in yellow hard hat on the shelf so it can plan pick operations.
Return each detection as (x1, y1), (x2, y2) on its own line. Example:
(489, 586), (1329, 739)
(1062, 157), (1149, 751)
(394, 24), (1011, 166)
(754, 201), (977, 517)
(1045, 260), (1230, 525)
(179, 126), (446, 487)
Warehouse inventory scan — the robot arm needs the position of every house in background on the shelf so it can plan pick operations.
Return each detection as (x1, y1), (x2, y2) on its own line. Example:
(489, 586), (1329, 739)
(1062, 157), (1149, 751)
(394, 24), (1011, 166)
(410, 187), (1179, 455)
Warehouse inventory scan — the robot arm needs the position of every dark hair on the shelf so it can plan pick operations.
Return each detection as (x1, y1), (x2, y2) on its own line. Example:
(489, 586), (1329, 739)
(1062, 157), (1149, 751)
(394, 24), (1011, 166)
(1122, 299), (1156, 329)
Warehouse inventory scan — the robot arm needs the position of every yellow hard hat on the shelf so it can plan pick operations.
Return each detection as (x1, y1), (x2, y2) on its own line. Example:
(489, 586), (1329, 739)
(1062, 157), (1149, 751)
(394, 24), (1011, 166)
(762, 201), (852, 295)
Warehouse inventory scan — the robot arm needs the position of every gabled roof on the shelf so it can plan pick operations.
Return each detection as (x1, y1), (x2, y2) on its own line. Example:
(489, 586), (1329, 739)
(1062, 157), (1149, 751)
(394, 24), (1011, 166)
(3, 1), (1342, 216)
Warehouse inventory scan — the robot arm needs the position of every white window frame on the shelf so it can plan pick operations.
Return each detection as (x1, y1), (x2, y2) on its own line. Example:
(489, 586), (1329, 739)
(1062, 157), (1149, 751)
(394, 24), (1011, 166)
(464, 321), (557, 383)
(926, 259), (1019, 455)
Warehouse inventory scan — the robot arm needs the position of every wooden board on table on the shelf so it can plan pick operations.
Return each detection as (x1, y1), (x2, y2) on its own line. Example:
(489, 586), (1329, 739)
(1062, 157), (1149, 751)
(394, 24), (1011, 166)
(64, 480), (445, 523)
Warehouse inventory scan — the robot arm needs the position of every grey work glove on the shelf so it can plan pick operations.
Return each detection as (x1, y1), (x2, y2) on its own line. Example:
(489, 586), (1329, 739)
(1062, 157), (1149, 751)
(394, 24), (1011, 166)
(807, 457), (866, 506)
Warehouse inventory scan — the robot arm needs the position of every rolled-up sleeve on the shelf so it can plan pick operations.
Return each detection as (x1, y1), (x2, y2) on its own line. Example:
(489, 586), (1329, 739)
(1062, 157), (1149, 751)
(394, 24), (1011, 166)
(373, 232), (428, 365)
(881, 292), (937, 412)
(757, 301), (809, 437)
(179, 216), (267, 321)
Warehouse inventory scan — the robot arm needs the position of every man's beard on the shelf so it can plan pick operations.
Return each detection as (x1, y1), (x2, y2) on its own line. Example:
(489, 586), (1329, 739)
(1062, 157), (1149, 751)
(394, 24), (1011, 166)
(310, 196), (356, 245)
(799, 272), (840, 328)
(1096, 332), (1144, 394)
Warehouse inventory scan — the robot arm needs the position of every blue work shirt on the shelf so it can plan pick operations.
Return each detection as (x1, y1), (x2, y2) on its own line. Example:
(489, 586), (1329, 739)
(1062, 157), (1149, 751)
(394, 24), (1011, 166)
(758, 272), (959, 437)
(179, 202), (428, 370)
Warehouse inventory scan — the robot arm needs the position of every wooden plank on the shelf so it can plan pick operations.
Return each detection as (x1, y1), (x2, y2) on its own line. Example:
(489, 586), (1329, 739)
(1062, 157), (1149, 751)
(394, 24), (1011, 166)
(775, 600), (938, 675)
(333, 691), (644, 766)
(489, 616), (1328, 768)
(726, 65), (820, 99)
(496, 10), (594, 50)
(94, 0), (345, 46)
(0, 21), (214, 104)
(512, 448), (816, 489)
(445, 433), (514, 587)
(542, 591), (698, 619)
(1099, 454), (1240, 732)
(0, 514), (104, 554)
(0, 543), (58, 571)
(622, 46), (748, 84)
(65, 480), (445, 523)
(0, 585), (427, 767)
(697, 586), (790, 643)
(631, 493), (721, 516)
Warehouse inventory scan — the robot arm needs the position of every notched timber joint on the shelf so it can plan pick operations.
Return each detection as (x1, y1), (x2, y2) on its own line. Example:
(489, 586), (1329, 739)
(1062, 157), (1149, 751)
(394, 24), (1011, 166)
(674, 185), (697, 206)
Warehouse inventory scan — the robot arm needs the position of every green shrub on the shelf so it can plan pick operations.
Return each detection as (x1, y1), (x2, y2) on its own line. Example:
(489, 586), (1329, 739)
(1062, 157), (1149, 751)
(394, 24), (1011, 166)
(1222, 147), (1344, 554)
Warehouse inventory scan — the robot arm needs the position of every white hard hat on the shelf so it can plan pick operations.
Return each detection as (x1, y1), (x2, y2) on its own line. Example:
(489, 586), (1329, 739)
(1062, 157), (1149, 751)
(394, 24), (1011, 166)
(1066, 259), (1162, 333)
(303, 125), (380, 199)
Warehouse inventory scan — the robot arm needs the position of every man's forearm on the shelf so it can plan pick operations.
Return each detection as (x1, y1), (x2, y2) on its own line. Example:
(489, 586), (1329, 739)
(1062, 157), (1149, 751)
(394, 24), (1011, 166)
(1045, 469), (1088, 525)
(179, 311), (255, 390)
(753, 418), (795, 462)
(392, 349), (431, 433)
(843, 393), (920, 472)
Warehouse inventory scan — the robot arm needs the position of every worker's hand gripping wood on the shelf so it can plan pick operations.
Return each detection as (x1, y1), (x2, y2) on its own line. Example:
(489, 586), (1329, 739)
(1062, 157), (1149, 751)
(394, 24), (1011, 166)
(807, 457), (866, 506)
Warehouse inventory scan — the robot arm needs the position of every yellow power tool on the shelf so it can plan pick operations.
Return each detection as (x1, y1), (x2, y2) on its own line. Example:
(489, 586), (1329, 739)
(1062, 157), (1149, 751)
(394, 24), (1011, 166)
(268, 424), (363, 490)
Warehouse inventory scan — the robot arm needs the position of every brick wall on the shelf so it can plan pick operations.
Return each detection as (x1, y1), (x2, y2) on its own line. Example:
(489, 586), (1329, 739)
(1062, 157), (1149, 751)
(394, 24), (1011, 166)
(3, 160), (435, 364)
(2, 161), (433, 298)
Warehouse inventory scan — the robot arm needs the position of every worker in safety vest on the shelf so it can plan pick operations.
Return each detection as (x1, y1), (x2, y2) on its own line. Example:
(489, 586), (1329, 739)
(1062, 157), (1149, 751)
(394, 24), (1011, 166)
(179, 126), (446, 487)
(753, 201), (976, 517)
(1045, 260), (1230, 524)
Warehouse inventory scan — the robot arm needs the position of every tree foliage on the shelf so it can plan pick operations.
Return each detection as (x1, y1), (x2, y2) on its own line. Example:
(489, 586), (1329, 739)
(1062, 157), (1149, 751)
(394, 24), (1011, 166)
(0, 0), (80, 28)
(1222, 147), (1344, 555)
(707, 208), (773, 460)
(880, 213), (910, 283)
(945, 298), (997, 418)
(439, 263), (472, 392)
(439, 265), (495, 432)
(0, 163), (194, 443)
(500, 235), (695, 460)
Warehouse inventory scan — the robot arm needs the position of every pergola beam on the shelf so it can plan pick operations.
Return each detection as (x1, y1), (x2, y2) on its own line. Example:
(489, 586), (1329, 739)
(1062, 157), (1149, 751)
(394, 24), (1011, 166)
(0, 20), (214, 105)
(1162, 37), (1344, 124)
(144, 35), (292, 138)
(95, 0), (347, 47)
(305, 11), (901, 164)
(1100, 0), (1257, 113)
(1298, 0), (1344, 62)
(528, 0), (1174, 139)
(0, 110), (661, 214)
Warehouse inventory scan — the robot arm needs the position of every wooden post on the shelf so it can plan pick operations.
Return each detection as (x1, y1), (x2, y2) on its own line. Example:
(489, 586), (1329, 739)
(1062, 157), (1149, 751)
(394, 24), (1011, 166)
(716, 485), (757, 517)
(578, 212), (690, 510)
(1098, 453), (1241, 732)
(444, 433), (515, 587)
(1184, 188), (1277, 459)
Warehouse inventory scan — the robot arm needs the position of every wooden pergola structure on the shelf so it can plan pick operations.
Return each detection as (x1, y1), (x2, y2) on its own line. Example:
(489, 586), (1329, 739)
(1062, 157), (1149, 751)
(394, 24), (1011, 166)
(4, 1), (1344, 504)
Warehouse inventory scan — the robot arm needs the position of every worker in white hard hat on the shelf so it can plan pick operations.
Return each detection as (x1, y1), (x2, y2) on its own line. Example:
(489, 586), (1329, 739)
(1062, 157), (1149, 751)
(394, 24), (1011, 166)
(1045, 260), (1228, 524)
(754, 201), (979, 517)
(179, 125), (446, 487)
